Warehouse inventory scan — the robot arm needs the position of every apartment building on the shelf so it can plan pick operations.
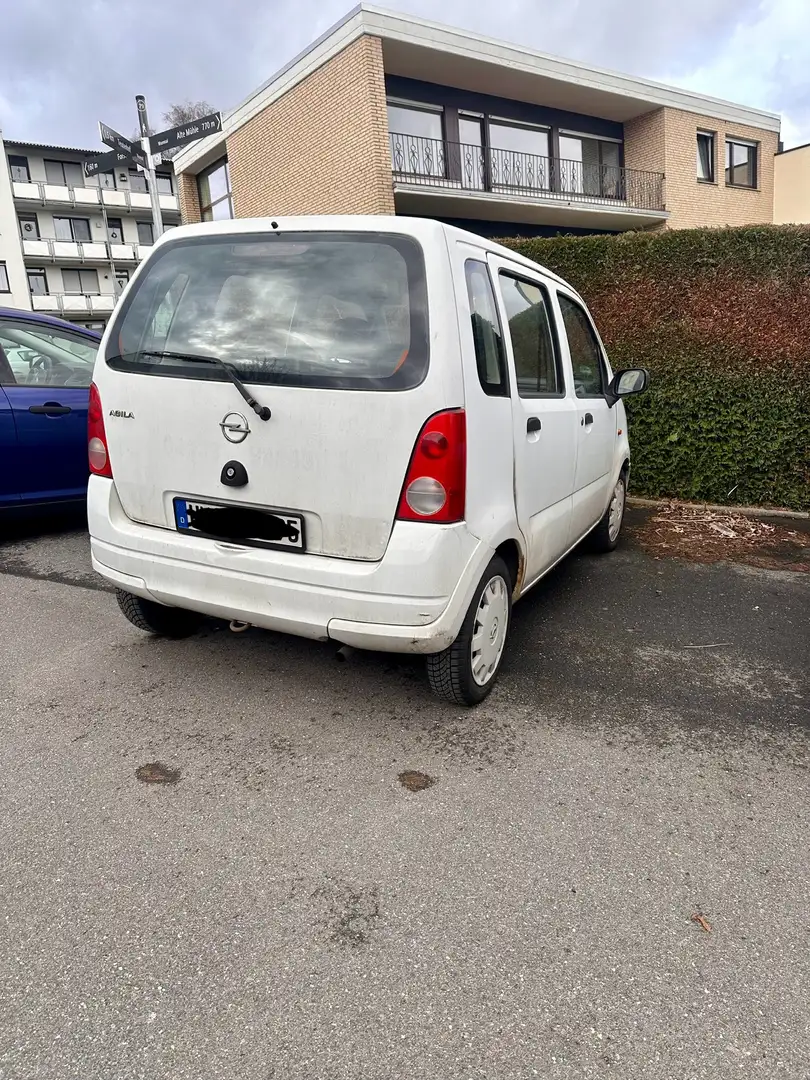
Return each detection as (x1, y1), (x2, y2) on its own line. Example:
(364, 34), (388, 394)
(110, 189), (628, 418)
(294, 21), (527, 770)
(172, 5), (781, 238)
(0, 136), (180, 329)
(774, 143), (810, 224)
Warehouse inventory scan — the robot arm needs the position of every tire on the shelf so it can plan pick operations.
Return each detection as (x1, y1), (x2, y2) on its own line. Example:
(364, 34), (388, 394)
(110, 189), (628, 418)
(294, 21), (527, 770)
(589, 471), (627, 553)
(116, 589), (203, 638)
(427, 556), (512, 706)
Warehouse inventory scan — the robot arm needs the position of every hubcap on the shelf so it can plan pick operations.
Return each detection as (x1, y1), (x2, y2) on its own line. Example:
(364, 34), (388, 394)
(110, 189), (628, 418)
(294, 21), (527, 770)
(608, 478), (626, 542)
(470, 575), (509, 687)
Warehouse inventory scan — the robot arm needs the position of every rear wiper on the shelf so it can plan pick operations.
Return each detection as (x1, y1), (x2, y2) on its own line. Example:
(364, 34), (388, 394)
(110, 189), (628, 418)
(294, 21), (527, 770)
(137, 349), (271, 421)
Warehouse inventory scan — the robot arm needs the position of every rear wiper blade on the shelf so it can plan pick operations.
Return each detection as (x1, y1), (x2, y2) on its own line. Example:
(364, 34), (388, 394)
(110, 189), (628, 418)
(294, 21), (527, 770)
(137, 349), (271, 421)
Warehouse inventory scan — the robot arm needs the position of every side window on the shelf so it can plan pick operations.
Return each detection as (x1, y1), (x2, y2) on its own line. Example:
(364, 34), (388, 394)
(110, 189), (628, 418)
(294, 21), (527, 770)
(498, 273), (562, 396)
(558, 294), (606, 397)
(0, 320), (98, 387)
(464, 260), (507, 396)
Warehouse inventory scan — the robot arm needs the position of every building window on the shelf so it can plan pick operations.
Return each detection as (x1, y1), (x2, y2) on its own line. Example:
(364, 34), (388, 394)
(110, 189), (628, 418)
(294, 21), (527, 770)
(387, 101), (445, 177)
(27, 268), (48, 295)
(697, 131), (715, 182)
(98, 171), (117, 189)
(44, 159), (84, 187)
(156, 173), (173, 195)
(0, 263), (10, 292)
(62, 268), (99, 295)
(106, 217), (124, 242)
(490, 121), (551, 192)
(115, 269), (130, 292)
(726, 138), (757, 188)
(19, 214), (40, 239)
(136, 221), (154, 246)
(129, 170), (149, 194)
(8, 155), (30, 182)
(559, 131), (622, 198)
(198, 157), (233, 220)
(53, 217), (92, 242)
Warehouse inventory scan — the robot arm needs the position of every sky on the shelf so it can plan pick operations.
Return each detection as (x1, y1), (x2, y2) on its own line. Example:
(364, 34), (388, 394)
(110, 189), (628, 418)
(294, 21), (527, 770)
(0, 0), (807, 151)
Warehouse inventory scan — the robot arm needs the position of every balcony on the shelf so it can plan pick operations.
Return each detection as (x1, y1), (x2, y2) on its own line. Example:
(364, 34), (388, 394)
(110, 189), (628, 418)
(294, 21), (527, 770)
(389, 134), (667, 231)
(21, 238), (150, 263)
(11, 180), (180, 216)
(30, 293), (117, 317)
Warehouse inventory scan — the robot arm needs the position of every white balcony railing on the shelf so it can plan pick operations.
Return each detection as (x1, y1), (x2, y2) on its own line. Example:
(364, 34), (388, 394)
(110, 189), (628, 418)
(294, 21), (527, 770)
(12, 179), (179, 214)
(31, 293), (117, 316)
(21, 237), (149, 262)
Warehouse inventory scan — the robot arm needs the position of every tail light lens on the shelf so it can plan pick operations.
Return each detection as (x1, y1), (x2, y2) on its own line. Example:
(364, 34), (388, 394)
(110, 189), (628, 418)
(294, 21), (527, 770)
(397, 410), (466, 523)
(88, 382), (112, 478)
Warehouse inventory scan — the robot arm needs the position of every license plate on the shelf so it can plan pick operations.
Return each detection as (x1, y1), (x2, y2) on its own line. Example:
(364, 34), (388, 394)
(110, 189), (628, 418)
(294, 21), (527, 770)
(173, 498), (305, 551)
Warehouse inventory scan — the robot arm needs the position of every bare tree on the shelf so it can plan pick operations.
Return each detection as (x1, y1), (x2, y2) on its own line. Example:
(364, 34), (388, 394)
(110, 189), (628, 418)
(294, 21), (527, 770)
(134, 100), (217, 159)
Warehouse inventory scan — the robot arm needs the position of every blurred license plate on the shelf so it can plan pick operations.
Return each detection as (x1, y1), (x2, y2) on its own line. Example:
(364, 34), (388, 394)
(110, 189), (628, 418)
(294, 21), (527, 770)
(173, 498), (305, 551)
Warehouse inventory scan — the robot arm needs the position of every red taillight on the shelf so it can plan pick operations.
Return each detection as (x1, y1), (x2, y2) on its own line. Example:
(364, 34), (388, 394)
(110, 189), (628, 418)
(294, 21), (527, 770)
(88, 382), (112, 478)
(396, 410), (466, 523)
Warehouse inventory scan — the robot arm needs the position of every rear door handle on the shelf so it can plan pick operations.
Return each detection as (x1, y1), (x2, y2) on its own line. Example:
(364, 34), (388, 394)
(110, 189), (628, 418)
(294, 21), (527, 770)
(28, 403), (71, 416)
(583, 412), (594, 426)
(526, 416), (542, 433)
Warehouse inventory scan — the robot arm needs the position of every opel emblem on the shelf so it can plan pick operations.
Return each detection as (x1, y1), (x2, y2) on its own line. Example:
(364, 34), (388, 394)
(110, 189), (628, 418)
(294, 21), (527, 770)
(220, 412), (250, 443)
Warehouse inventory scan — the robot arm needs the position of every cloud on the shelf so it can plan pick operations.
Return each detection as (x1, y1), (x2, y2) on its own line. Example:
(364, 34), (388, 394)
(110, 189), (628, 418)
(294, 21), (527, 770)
(0, 0), (806, 148)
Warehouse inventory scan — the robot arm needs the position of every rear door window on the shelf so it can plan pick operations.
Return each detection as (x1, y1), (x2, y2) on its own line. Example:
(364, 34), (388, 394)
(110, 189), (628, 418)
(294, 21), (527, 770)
(498, 273), (563, 397)
(108, 232), (429, 391)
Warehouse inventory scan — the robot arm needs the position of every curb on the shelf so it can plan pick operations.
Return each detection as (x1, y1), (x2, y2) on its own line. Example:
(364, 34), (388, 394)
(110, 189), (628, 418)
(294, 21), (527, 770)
(627, 496), (810, 522)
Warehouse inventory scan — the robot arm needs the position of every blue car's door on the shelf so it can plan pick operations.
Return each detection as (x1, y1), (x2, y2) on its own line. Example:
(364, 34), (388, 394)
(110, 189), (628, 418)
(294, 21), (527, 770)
(0, 383), (21, 509)
(0, 317), (98, 505)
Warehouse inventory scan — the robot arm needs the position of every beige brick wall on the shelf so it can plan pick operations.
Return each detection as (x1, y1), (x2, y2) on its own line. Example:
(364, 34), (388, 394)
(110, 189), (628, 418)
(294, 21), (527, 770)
(226, 35), (394, 218)
(625, 105), (777, 229)
(773, 144), (810, 223)
(178, 171), (201, 224)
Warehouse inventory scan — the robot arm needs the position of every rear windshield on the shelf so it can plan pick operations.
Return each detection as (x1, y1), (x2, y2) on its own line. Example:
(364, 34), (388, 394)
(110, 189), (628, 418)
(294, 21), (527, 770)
(106, 231), (429, 391)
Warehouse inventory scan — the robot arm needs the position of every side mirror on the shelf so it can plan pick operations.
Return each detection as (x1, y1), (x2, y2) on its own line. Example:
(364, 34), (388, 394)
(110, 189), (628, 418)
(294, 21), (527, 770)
(606, 367), (649, 407)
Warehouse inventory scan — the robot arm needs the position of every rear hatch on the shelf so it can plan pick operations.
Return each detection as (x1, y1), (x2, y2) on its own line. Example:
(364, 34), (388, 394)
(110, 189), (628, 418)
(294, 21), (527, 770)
(100, 227), (445, 561)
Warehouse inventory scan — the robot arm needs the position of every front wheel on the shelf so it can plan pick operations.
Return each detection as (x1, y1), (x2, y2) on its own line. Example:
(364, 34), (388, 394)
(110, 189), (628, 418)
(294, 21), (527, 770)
(427, 556), (512, 706)
(116, 589), (203, 638)
(589, 473), (627, 553)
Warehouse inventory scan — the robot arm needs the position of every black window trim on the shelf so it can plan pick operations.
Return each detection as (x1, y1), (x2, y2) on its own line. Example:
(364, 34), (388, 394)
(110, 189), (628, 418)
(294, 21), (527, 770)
(725, 136), (758, 190)
(105, 230), (431, 393)
(197, 156), (233, 221)
(498, 268), (565, 399)
(27, 267), (49, 296)
(8, 154), (30, 183)
(62, 267), (100, 296)
(696, 129), (716, 184)
(556, 290), (609, 399)
(0, 262), (10, 293)
(464, 258), (509, 398)
(53, 215), (92, 243)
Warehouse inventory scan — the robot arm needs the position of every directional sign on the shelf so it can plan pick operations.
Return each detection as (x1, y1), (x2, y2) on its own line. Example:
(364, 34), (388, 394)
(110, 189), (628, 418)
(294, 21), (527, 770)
(84, 148), (145, 178)
(98, 122), (147, 168)
(149, 112), (222, 154)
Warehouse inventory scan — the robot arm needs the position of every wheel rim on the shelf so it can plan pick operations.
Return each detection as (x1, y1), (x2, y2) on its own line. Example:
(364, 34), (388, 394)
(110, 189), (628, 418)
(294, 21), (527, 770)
(470, 575), (509, 687)
(608, 478), (626, 542)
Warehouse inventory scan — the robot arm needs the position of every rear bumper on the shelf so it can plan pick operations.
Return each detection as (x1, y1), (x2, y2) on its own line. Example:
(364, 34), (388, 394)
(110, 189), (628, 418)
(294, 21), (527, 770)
(88, 478), (489, 653)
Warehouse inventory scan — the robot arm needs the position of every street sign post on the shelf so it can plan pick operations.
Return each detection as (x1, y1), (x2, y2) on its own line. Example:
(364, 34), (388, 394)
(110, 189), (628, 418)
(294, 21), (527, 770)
(84, 148), (142, 178)
(135, 95), (165, 244)
(149, 111), (222, 155)
(98, 122), (147, 168)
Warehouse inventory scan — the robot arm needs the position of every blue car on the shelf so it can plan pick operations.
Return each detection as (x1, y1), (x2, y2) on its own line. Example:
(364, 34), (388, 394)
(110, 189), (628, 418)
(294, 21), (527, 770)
(0, 308), (100, 516)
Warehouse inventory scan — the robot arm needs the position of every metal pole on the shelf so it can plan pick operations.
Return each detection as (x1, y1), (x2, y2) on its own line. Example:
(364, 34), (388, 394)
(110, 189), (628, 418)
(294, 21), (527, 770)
(99, 198), (121, 299)
(135, 94), (164, 243)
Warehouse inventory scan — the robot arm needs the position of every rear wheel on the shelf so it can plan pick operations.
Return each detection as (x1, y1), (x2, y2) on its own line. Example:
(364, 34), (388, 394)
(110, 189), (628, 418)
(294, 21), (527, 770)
(116, 589), (202, 638)
(427, 556), (512, 706)
(589, 472), (627, 553)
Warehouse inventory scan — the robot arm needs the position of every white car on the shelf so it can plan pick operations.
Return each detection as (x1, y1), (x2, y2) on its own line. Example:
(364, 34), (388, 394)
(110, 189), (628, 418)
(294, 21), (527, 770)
(88, 216), (648, 705)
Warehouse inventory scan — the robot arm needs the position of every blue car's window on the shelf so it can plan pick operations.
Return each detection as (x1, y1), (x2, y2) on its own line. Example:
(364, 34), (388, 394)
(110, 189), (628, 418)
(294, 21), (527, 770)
(0, 321), (98, 387)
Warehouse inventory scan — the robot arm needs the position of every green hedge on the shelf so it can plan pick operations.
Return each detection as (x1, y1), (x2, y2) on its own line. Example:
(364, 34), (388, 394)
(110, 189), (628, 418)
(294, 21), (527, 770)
(502, 226), (810, 511)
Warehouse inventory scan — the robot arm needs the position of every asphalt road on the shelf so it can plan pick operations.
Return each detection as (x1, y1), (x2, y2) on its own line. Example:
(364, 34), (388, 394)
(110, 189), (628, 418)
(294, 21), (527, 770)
(1, 513), (808, 1080)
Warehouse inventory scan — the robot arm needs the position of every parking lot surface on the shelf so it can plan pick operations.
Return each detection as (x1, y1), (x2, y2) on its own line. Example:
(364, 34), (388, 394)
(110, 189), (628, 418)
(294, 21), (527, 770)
(1, 513), (808, 1080)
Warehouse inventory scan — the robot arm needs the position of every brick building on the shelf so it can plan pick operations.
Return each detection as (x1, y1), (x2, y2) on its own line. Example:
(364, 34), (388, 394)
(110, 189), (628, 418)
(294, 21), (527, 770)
(173, 5), (781, 238)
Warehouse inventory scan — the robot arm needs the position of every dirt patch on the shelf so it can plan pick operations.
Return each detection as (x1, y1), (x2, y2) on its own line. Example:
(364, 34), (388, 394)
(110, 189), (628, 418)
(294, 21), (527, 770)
(629, 503), (810, 571)
(398, 770), (435, 793)
(135, 762), (181, 784)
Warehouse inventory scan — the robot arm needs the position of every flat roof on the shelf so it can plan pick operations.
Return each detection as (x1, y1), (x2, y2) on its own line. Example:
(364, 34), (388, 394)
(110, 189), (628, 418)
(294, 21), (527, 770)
(174, 4), (781, 174)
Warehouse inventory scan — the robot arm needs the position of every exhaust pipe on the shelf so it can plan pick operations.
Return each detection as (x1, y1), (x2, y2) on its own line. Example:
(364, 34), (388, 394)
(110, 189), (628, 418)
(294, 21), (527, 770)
(335, 644), (355, 663)
(229, 620), (251, 633)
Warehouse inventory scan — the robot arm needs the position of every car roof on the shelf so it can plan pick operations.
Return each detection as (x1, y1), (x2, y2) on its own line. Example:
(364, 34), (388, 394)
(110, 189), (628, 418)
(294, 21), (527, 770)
(0, 307), (101, 340)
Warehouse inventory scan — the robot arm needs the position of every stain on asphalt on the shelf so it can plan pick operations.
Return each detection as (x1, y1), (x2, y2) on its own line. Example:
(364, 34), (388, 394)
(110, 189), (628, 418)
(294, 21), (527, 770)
(310, 879), (382, 947)
(398, 769), (435, 792)
(135, 762), (181, 784)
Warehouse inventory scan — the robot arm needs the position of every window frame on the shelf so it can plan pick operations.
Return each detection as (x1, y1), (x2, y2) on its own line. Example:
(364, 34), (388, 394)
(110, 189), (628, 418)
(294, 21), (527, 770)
(464, 258), (509, 398)
(27, 268), (49, 296)
(156, 173), (174, 196)
(19, 213), (40, 239)
(53, 216), (92, 243)
(696, 130), (716, 184)
(0, 262), (10, 293)
(197, 157), (234, 221)
(498, 270), (565, 399)
(556, 291), (609, 399)
(8, 155), (30, 183)
(105, 217), (124, 242)
(62, 267), (100, 295)
(136, 221), (154, 246)
(725, 137), (758, 189)
(44, 159), (84, 188)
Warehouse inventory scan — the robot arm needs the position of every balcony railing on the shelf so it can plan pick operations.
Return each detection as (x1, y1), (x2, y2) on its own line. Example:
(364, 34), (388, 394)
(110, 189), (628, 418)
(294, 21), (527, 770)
(30, 292), (117, 316)
(389, 133), (665, 213)
(20, 237), (151, 263)
(12, 180), (179, 215)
